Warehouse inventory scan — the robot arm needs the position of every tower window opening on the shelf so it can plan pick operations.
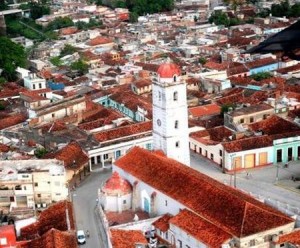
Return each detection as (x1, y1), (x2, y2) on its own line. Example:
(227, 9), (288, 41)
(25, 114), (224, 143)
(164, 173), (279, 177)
(173, 91), (178, 101)
(176, 141), (180, 148)
(175, 120), (178, 129)
(173, 75), (177, 82)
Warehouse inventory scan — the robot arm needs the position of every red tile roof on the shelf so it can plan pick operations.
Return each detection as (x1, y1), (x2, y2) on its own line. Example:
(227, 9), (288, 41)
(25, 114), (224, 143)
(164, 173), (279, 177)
(0, 142), (10, 152)
(152, 214), (172, 232)
(0, 83), (26, 99)
(246, 57), (277, 69)
(222, 135), (273, 153)
(110, 229), (148, 248)
(26, 229), (77, 248)
(94, 121), (152, 143)
(44, 141), (88, 169)
(249, 115), (300, 135)
(115, 147), (293, 238)
(40, 121), (68, 134)
(0, 225), (17, 246)
(277, 63), (300, 74)
(21, 201), (75, 240)
(190, 126), (233, 143)
(106, 210), (150, 226)
(88, 36), (113, 46)
(59, 26), (78, 35)
(102, 171), (132, 196)
(170, 209), (231, 248)
(0, 113), (27, 130)
(189, 104), (221, 118)
(157, 62), (181, 78)
(278, 230), (300, 245)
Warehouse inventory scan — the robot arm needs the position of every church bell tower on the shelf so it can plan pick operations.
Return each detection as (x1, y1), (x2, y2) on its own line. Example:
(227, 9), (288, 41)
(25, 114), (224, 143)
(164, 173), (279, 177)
(152, 62), (190, 166)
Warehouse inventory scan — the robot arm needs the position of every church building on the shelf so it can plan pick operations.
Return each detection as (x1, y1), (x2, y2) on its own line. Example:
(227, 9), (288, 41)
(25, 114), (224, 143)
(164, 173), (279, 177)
(100, 62), (295, 248)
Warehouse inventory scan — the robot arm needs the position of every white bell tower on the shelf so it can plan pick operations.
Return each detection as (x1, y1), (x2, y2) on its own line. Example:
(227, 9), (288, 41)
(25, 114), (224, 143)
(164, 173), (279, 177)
(152, 62), (190, 166)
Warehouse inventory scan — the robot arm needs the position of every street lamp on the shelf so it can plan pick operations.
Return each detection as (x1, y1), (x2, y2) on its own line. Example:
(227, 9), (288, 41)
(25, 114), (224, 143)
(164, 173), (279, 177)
(275, 163), (280, 183)
(229, 154), (237, 188)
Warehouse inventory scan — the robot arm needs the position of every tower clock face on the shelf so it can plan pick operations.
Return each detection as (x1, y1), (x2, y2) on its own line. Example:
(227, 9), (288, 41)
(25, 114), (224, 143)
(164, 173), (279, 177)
(157, 119), (161, 126)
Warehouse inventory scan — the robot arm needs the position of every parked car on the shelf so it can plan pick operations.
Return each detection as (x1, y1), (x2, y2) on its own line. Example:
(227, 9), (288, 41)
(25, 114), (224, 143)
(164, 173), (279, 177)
(77, 230), (86, 245)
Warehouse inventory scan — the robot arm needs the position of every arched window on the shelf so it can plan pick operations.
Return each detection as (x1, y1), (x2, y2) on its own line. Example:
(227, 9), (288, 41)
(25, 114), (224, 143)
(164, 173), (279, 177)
(173, 75), (177, 82)
(175, 141), (180, 148)
(175, 120), (178, 129)
(173, 91), (178, 101)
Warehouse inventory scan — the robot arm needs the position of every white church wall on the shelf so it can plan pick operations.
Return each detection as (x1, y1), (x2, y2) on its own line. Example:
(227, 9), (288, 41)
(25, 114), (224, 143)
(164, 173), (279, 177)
(114, 167), (186, 216)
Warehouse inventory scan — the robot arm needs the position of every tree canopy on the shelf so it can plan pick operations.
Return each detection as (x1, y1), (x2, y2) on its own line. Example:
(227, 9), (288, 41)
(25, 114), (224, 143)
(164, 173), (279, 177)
(28, 2), (50, 20)
(0, 37), (27, 81)
(250, 72), (272, 81)
(70, 59), (89, 75)
(260, 0), (300, 17)
(45, 17), (74, 31)
(208, 10), (240, 27)
(60, 44), (78, 57)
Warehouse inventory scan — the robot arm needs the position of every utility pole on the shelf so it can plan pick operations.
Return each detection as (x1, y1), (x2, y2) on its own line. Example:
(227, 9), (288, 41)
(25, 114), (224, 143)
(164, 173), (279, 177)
(276, 164), (279, 183)
(234, 159), (237, 188)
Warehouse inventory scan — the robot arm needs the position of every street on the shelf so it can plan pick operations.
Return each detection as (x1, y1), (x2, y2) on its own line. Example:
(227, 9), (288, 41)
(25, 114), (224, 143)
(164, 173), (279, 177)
(72, 168), (111, 248)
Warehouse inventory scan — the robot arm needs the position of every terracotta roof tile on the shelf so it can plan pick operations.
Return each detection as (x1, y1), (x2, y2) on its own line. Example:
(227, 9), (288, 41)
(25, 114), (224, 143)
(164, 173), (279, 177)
(246, 57), (277, 69)
(27, 229), (77, 248)
(248, 115), (300, 135)
(190, 126), (233, 143)
(278, 230), (300, 245)
(189, 104), (221, 118)
(169, 209), (231, 248)
(102, 171), (132, 195)
(44, 141), (88, 169)
(152, 214), (172, 232)
(21, 201), (75, 240)
(110, 229), (148, 248)
(0, 142), (10, 152)
(94, 121), (152, 143)
(88, 36), (113, 46)
(222, 135), (273, 153)
(0, 113), (27, 130)
(115, 147), (293, 238)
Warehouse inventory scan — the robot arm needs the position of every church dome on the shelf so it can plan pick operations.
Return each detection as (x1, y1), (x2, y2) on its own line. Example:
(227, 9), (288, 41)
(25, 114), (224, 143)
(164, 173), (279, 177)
(157, 62), (181, 78)
(102, 171), (132, 196)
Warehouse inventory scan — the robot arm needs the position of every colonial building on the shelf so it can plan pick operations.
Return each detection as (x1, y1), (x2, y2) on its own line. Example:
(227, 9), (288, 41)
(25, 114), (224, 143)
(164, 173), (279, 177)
(0, 159), (68, 213)
(101, 147), (295, 248)
(152, 62), (190, 166)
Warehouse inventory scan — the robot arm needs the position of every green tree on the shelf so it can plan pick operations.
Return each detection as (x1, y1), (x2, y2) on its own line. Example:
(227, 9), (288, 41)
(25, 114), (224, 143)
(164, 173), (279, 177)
(221, 103), (236, 115)
(0, 0), (8, 10)
(70, 59), (89, 75)
(199, 57), (207, 65)
(28, 2), (50, 20)
(209, 10), (230, 26)
(49, 56), (62, 66)
(45, 17), (74, 31)
(129, 11), (139, 22)
(0, 102), (5, 111)
(289, 3), (300, 17)
(60, 44), (77, 57)
(250, 72), (272, 81)
(34, 147), (48, 158)
(0, 37), (27, 81)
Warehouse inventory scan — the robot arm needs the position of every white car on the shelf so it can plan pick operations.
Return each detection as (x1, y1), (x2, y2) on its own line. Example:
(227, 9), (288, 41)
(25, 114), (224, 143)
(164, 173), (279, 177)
(77, 230), (86, 245)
